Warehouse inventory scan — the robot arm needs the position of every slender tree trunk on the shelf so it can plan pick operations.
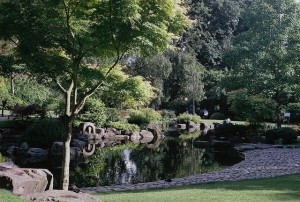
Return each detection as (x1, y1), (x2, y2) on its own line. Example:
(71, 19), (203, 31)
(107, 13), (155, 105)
(61, 120), (72, 190)
(61, 82), (74, 191)
(10, 76), (15, 95)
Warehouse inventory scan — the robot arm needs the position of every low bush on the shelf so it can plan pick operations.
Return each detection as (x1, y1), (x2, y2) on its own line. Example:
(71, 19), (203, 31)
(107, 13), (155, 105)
(127, 108), (161, 127)
(160, 110), (176, 123)
(107, 121), (140, 131)
(22, 119), (66, 148)
(177, 113), (201, 124)
(213, 123), (270, 143)
(264, 127), (298, 144)
(106, 108), (122, 122)
(79, 98), (106, 127)
(210, 112), (225, 120)
(213, 124), (248, 141)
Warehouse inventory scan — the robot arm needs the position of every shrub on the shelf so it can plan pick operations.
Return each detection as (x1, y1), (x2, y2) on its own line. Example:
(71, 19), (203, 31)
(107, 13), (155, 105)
(264, 127), (298, 144)
(106, 108), (122, 122)
(213, 124), (247, 141)
(22, 119), (66, 148)
(160, 110), (176, 123)
(210, 112), (225, 120)
(80, 98), (106, 127)
(107, 121), (140, 131)
(12, 104), (46, 119)
(286, 103), (300, 123)
(127, 108), (161, 127)
(177, 113), (201, 124)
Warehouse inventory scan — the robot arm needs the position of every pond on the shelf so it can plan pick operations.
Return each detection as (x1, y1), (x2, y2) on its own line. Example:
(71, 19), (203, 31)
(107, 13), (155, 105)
(5, 132), (244, 188)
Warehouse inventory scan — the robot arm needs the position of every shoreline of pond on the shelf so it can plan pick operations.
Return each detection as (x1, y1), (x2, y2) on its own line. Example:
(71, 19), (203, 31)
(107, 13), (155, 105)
(79, 146), (300, 193)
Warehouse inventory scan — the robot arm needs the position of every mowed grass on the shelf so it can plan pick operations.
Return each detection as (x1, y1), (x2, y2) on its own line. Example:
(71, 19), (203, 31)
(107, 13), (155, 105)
(95, 174), (300, 202)
(0, 189), (30, 202)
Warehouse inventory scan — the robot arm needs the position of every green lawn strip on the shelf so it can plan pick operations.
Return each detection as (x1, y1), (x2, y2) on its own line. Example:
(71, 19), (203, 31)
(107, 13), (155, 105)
(95, 174), (300, 202)
(201, 119), (248, 125)
(0, 189), (30, 202)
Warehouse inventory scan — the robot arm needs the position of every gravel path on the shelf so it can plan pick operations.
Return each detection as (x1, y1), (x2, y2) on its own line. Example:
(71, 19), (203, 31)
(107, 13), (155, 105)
(80, 147), (300, 193)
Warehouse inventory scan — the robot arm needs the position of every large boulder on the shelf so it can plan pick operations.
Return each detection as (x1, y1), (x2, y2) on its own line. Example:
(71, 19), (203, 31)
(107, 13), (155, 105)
(0, 166), (53, 196)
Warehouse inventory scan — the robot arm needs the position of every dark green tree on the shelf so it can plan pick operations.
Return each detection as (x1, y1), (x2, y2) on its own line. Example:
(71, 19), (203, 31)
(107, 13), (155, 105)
(179, 0), (246, 68)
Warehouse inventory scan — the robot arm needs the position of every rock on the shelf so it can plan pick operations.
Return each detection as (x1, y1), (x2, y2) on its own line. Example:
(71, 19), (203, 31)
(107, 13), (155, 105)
(7, 146), (18, 156)
(193, 141), (210, 148)
(177, 124), (186, 130)
(72, 139), (86, 150)
(26, 148), (49, 163)
(50, 142), (82, 160)
(23, 190), (101, 202)
(139, 130), (154, 144)
(50, 142), (64, 156)
(20, 142), (30, 152)
(211, 140), (233, 149)
(0, 167), (53, 196)
(235, 145), (257, 151)
(130, 131), (141, 143)
(0, 162), (18, 168)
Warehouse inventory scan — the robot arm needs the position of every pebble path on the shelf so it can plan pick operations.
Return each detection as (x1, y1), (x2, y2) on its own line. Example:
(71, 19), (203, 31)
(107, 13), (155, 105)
(80, 146), (300, 193)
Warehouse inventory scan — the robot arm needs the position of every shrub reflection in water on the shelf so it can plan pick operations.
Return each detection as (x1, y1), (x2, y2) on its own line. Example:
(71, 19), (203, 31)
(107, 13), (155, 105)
(70, 135), (243, 188)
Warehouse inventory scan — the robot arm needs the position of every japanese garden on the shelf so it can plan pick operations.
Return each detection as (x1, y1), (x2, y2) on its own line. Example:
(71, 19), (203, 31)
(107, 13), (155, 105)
(0, 0), (300, 202)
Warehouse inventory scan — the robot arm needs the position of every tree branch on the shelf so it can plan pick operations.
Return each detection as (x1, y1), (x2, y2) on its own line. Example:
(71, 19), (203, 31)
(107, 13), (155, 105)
(56, 80), (67, 93)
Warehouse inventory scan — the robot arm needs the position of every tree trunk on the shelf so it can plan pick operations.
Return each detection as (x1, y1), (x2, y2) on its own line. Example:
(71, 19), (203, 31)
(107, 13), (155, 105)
(10, 76), (15, 95)
(61, 83), (74, 190)
(276, 114), (282, 128)
(61, 121), (72, 190)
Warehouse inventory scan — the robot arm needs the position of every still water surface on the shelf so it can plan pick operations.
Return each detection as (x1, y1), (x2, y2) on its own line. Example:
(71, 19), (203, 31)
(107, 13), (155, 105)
(11, 134), (244, 188)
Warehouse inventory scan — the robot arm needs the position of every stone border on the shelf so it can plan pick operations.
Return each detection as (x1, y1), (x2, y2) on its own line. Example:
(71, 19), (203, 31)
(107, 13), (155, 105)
(80, 147), (300, 193)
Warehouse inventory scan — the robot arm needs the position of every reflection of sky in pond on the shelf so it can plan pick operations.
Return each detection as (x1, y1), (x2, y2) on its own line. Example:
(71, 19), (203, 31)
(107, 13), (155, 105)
(120, 149), (137, 184)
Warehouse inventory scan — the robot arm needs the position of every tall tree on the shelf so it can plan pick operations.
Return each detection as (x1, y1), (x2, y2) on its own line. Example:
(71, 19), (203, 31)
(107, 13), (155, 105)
(223, 0), (300, 126)
(0, 0), (190, 190)
(179, 0), (246, 68)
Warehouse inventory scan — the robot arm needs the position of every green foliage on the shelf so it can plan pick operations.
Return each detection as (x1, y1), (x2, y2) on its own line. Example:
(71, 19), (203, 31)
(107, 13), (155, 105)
(0, 153), (5, 163)
(228, 89), (276, 123)
(100, 65), (158, 109)
(79, 98), (106, 128)
(177, 113), (201, 124)
(210, 112), (225, 120)
(160, 109), (176, 123)
(179, 0), (246, 67)
(213, 123), (269, 142)
(23, 119), (65, 148)
(105, 108), (122, 122)
(107, 121), (140, 131)
(167, 51), (205, 105)
(264, 127), (298, 144)
(127, 108), (162, 126)
(223, 0), (300, 119)
(286, 103), (300, 123)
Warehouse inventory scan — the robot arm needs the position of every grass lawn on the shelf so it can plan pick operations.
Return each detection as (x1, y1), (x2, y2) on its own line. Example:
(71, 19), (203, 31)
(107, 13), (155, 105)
(0, 189), (30, 202)
(201, 119), (248, 125)
(95, 174), (300, 202)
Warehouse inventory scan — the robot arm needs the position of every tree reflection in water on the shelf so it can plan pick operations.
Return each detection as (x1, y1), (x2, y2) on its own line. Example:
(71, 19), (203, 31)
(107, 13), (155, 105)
(70, 133), (242, 188)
